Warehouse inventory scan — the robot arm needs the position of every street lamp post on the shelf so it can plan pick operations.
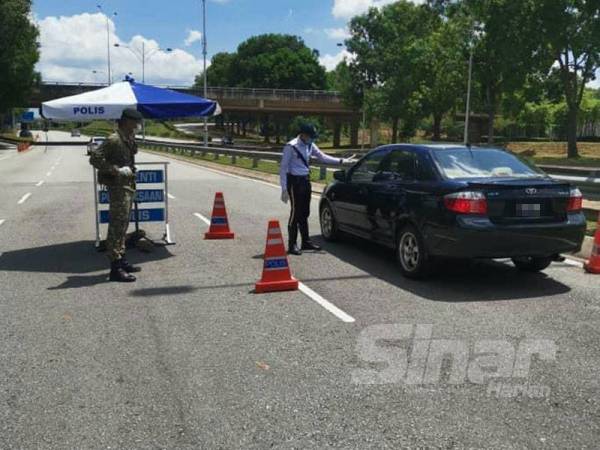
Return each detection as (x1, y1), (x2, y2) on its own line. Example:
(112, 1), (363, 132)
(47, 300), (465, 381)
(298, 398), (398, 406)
(97, 5), (116, 85)
(114, 43), (172, 83)
(464, 23), (483, 146)
(464, 48), (474, 146)
(202, 0), (209, 147)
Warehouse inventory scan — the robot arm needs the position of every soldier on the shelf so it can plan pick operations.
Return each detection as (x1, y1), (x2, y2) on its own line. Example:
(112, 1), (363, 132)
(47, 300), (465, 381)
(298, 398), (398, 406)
(89, 108), (143, 282)
(280, 123), (354, 255)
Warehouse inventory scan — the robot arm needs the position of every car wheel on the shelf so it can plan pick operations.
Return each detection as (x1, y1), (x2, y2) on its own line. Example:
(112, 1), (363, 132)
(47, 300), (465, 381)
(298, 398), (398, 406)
(397, 224), (433, 279)
(320, 202), (339, 241)
(512, 256), (553, 272)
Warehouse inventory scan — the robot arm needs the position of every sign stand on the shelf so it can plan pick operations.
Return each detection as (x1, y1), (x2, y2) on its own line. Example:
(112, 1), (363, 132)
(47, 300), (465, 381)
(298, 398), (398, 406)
(93, 161), (174, 249)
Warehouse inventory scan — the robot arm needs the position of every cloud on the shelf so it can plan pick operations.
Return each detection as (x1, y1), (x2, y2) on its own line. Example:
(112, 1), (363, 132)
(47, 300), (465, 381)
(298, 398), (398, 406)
(325, 27), (351, 40)
(319, 49), (353, 71)
(184, 29), (203, 46)
(35, 12), (204, 86)
(332, 0), (425, 19)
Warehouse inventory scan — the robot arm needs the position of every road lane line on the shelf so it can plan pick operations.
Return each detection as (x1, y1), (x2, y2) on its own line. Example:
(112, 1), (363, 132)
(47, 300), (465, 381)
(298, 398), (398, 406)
(36, 180), (44, 187)
(0, 219), (5, 227)
(298, 282), (355, 323)
(168, 194), (176, 200)
(194, 212), (211, 225)
(563, 258), (584, 268)
(17, 193), (32, 205)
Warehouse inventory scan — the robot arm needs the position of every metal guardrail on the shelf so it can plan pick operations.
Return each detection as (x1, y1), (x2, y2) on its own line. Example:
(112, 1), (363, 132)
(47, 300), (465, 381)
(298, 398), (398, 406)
(39, 82), (343, 102)
(139, 140), (352, 181)
(539, 165), (600, 202)
(140, 140), (600, 198)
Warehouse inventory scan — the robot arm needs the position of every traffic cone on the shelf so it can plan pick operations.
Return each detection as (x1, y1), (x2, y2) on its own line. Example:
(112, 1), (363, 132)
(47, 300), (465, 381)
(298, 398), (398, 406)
(255, 220), (299, 293)
(584, 212), (600, 274)
(204, 192), (235, 239)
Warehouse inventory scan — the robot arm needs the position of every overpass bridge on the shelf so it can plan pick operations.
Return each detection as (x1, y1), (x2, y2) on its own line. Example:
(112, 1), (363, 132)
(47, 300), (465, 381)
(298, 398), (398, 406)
(29, 82), (361, 146)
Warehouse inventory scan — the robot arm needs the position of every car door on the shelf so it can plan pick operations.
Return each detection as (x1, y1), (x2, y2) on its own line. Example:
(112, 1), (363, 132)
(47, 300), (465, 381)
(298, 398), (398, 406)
(368, 149), (419, 244)
(333, 149), (390, 237)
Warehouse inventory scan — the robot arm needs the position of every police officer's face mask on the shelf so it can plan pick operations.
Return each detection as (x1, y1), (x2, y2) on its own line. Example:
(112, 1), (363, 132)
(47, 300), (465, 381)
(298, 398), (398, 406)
(302, 136), (313, 146)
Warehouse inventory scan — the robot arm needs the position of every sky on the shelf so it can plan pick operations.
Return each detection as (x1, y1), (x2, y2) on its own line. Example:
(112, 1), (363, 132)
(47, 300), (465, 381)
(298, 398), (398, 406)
(31, 0), (407, 86)
(31, 0), (598, 88)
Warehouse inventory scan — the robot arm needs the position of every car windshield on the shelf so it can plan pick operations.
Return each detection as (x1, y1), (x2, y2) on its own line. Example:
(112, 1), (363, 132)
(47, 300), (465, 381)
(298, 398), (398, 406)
(432, 148), (543, 179)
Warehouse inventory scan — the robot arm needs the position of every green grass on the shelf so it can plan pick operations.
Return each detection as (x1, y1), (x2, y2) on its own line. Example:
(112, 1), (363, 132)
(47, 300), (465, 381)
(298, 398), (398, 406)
(0, 132), (34, 143)
(79, 120), (192, 140)
(144, 146), (335, 184)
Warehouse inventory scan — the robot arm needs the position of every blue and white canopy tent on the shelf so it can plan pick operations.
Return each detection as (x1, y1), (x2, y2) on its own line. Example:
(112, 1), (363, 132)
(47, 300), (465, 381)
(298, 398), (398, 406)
(40, 78), (221, 248)
(41, 78), (221, 121)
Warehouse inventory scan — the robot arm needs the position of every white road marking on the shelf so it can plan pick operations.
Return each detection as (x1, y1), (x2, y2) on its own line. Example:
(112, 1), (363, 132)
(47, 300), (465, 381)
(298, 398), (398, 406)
(194, 212), (211, 225)
(168, 194), (176, 199)
(563, 258), (584, 268)
(17, 193), (32, 205)
(298, 282), (355, 323)
(0, 219), (5, 227)
(46, 171), (52, 177)
(36, 180), (44, 187)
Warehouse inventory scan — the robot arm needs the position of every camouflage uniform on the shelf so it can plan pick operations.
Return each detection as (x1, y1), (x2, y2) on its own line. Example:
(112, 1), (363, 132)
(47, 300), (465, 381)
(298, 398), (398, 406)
(89, 130), (137, 262)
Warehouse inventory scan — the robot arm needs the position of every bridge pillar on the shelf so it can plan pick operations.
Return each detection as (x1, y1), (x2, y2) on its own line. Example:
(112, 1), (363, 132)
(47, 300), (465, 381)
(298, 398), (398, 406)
(333, 122), (342, 148)
(350, 119), (359, 147)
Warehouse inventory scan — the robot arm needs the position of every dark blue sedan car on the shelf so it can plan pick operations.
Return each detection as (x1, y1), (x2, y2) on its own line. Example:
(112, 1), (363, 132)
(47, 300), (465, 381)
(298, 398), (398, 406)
(319, 144), (586, 278)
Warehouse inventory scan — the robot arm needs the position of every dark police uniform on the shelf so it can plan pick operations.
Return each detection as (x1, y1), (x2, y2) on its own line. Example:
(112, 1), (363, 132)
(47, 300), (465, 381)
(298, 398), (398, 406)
(280, 134), (343, 254)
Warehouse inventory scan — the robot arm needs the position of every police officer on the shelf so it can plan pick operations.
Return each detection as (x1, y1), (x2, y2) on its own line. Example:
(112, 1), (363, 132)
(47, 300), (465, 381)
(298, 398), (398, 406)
(90, 108), (143, 282)
(280, 123), (353, 255)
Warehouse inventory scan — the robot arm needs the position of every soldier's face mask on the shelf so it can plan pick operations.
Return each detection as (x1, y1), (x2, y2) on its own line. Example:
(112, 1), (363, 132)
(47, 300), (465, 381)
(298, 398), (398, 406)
(136, 123), (143, 132)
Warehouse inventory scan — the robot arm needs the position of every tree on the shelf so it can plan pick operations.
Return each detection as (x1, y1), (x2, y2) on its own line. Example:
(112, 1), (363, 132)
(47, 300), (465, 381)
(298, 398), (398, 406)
(231, 34), (326, 90)
(457, 0), (548, 144)
(346, 1), (439, 141)
(0, 0), (39, 126)
(194, 52), (236, 87)
(194, 34), (327, 91)
(532, 0), (600, 158)
(416, 15), (468, 140)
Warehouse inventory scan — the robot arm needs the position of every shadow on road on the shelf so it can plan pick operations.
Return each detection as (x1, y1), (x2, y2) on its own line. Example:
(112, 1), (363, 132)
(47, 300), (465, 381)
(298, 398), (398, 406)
(313, 235), (571, 302)
(0, 240), (173, 275)
(129, 286), (198, 297)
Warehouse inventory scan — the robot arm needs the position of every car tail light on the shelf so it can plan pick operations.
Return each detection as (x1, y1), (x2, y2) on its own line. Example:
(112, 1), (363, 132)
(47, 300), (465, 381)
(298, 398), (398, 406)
(444, 191), (488, 215)
(566, 187), (583, 212)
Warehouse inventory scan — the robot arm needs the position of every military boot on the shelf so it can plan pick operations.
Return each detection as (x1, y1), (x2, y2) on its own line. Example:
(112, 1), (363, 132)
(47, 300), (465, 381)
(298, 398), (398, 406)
(120, 257), (141, 273)
(109, 260), (136, 282)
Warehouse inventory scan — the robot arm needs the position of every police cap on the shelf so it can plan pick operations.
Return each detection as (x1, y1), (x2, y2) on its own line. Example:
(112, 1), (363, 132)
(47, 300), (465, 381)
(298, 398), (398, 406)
(298, 123), (318, 139)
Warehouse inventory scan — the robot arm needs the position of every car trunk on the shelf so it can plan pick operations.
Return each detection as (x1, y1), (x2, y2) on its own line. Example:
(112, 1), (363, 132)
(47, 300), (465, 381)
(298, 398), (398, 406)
(466, 178), (572, 225)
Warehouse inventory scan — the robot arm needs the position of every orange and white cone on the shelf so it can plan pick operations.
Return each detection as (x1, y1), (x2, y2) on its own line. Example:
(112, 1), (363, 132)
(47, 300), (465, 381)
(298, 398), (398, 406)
(584, 212), (600, 274)
(204, 192), (235, 239)
(255, 220), (299, 293)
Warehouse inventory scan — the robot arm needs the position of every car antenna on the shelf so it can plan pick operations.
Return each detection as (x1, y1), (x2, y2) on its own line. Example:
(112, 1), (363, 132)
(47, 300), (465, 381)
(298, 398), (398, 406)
(466, 141), (474, 158)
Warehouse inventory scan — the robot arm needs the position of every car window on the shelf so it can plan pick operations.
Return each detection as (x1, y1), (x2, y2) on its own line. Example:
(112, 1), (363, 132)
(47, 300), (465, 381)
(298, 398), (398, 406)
(350, 150), (389, 183)
(378, 150), (417, 181)
(432, 148), (544, 179)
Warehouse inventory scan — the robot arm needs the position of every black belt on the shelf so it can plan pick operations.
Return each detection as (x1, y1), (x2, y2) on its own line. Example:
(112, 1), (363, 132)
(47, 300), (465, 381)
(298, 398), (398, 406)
(287, 173), (309, 180)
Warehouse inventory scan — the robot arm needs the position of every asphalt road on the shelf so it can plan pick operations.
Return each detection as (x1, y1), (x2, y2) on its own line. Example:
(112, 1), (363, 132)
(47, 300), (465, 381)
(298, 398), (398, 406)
(0, 131), (598, 449)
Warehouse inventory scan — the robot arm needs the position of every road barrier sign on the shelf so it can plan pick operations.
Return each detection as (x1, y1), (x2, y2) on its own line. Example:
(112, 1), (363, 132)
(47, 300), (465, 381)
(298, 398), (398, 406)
(93, 161), (173, 247)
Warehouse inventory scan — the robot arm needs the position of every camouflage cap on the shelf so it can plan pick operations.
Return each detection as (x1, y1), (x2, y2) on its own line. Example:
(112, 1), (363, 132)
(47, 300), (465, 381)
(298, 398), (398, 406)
(120, 108), (143, 121)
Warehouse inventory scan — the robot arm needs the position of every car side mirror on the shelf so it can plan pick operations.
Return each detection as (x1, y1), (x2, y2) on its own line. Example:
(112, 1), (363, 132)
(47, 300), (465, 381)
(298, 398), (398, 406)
(333, 170), (346, 182)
